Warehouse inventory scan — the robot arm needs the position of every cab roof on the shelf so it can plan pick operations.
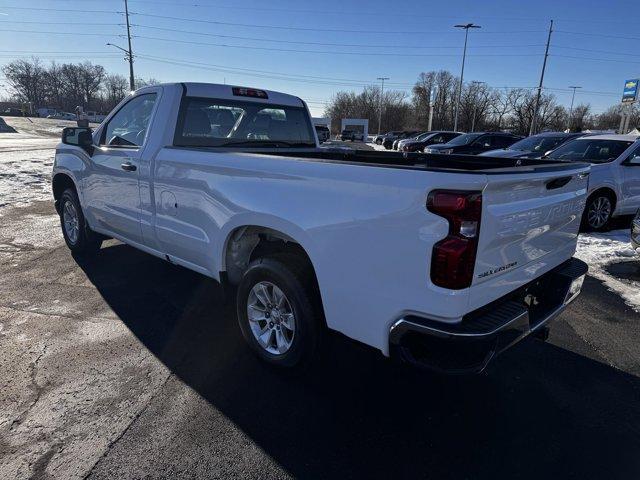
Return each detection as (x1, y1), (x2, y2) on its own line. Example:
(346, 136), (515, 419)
(165, 82), (306, 107)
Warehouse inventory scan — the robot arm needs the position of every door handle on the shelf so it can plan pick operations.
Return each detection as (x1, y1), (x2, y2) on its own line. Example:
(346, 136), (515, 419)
(121, 162), (137, 172)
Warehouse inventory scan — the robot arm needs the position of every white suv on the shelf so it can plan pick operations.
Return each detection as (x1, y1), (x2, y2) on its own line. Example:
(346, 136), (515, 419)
(544, 134), (640, 230)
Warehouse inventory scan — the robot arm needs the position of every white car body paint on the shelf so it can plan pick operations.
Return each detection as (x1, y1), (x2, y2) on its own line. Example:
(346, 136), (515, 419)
(53, 83), (590, 356)
(558, 134), (640, 216)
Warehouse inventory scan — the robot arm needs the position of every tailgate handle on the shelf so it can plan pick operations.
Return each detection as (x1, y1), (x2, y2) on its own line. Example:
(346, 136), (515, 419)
(546, 176), (572, 190)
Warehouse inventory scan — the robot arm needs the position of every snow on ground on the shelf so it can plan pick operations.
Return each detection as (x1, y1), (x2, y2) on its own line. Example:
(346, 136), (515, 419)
(367, 142), (387, 151)
(0, 133), (56, 211)
(575, 230), (640, 312)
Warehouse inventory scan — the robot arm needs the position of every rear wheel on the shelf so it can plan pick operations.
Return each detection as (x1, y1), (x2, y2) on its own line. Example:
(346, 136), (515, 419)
(583, 192), (613, 231)
(236, 254), (323, 368)
(59, 188), (102, 255)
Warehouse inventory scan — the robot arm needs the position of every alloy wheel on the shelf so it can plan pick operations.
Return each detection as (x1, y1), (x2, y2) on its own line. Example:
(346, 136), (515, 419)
(247, 281), (296, 355)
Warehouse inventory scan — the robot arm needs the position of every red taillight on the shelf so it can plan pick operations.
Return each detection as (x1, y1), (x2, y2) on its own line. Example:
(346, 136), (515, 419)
(427, 190), (482, 289)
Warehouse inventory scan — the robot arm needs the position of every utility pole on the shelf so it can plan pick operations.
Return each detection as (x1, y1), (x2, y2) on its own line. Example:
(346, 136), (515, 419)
(108, 1), (136, 91)
(376, 76), (389, 136)
(530, 19), (553, 136)
(427, 86), (437, 131)
(470, 81), (485, 132)
(124, 0), (135, 91)
(453, 23), (481, 132)
(567, 85), (581, 131)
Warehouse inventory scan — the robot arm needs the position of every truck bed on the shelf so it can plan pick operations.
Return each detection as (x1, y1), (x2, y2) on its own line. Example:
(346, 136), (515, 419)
(169, 146), (587, 174)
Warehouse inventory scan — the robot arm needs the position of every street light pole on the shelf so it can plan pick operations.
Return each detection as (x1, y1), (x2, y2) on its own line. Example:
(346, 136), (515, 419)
(453, 23), (481, 132)
(377, 76), (389, 136)
(106, 42), (135, 91)
(567, 85), (581, 131)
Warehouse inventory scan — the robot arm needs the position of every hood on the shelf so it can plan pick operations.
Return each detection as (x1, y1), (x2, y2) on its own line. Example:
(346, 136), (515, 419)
(425, 143), (454, 151)
(480, 149), (545, 159)
(479, 148), (521, 158)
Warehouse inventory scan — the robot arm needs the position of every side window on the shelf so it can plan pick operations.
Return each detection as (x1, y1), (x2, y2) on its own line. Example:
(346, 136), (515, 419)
(101, 93), (157, 147)
(474, 135), (492, 148)
(626, 143), (640, 164)
(493, 136), (512, 148)
(431, 134), (445, 144)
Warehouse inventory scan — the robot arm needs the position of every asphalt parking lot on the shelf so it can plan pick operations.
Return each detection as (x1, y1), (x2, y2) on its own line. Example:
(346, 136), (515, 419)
(1, 122), (640, 479)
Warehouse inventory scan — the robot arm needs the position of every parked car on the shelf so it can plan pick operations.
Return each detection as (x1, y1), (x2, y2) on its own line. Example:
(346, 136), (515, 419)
(542, 134), (640, 230)
(383, 131), (420, 150)
(53, 82), (588, 373)
(47, 112), (76, 121)
(340, 129), (364, 141)
(398, 131), (462, 152)
(374, 131), (402, 145)
(632, 208), (640, 252)
(3, 107), (24, 117)
(86, 111), (107, 123)
(393, 132), (423, 150)
(424, 132), (522, 155)
(480, 132), (586, 159)
(315, 125), (330, 143)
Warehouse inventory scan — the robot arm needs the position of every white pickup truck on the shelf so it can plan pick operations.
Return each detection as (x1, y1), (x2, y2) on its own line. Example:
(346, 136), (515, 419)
(52, 83), (589, 373)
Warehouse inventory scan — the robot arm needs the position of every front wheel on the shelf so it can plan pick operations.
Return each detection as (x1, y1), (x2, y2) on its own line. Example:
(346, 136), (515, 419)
(582, 193), (614, 231)
(59, 188), (102, 255)
(236, 254), (323, 368)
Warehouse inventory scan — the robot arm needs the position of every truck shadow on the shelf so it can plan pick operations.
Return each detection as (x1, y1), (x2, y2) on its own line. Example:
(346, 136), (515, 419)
(75, 242), (640, 479)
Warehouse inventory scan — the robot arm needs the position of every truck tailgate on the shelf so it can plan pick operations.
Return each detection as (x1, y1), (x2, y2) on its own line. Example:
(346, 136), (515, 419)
(469, 164), (589, 308)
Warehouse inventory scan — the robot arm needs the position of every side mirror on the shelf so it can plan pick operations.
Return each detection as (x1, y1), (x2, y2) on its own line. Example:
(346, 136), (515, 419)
(627, 154), (640, 166)
(62, 127), (94, 154)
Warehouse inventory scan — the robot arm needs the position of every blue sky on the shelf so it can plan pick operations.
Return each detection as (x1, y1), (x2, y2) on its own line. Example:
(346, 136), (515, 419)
(0, 0), (638, 116)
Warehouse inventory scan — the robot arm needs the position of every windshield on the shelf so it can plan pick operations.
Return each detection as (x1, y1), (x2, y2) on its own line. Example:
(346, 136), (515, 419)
(174, 96), (316, 148)
(508, 135), (569, 152)
(413, 132), (432, 141)
(546, 139), (633, 164)
(443, 133), (482, 147)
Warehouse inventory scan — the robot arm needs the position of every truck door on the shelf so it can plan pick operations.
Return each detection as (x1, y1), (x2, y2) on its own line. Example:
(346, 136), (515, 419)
(83, 92), (159, 245)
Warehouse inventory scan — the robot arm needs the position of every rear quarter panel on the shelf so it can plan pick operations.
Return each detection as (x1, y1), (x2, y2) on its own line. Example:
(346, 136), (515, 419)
(150, 148), (489, 354)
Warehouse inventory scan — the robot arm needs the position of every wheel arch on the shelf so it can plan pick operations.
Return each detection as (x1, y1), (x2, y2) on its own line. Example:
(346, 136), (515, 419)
(219, 218), (318, 286)
(52, 172), (79, 213)
(588, 186), (617, 211)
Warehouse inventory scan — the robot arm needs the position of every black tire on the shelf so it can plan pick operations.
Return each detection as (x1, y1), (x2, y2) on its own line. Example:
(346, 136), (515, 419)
(236, 254), (323, 368)
(59, 188), (102, 255)
(582, 192), (614, 232)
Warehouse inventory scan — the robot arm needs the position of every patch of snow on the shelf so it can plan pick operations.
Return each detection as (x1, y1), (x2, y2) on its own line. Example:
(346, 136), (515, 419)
(575, 230), (640, 312)
(0, 145), (55, 212)
(367, 142), (388, 151)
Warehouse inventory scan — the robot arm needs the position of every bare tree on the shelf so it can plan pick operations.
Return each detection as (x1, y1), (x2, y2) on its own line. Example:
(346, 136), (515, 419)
(2, 58), (46, 107)
(324, 85), (410, 133)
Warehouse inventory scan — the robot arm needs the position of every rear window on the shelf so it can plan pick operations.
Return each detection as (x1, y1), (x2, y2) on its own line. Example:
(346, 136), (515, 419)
(547, 139), (633, 164)
(174, 97), (315, 148)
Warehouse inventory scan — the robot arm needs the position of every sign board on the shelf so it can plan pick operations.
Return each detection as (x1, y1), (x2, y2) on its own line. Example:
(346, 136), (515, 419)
(622, 79), (639, 103)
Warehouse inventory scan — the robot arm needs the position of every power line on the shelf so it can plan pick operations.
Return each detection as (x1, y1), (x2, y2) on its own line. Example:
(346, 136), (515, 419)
(555, 29), (640, 41)
(552, 54), (640, 65)
(0, 5), (121, 13)
(129, 12), (545, 35)
(0, 21), (123, 25)
(133, 34), (543, 57)
(131, 24), (545, 50)
(0, 28), (125, 37)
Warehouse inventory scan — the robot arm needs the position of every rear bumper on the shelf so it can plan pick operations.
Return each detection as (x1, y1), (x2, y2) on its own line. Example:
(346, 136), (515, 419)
(389, 257), (588, 374)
